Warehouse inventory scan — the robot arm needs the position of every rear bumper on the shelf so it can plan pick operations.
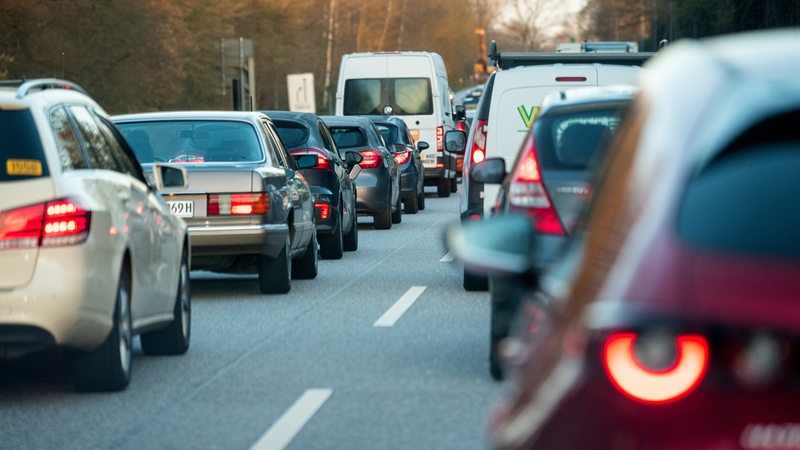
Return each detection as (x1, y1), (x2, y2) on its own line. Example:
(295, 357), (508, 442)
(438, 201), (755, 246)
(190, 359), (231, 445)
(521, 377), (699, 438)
(188, 223), (289, 259)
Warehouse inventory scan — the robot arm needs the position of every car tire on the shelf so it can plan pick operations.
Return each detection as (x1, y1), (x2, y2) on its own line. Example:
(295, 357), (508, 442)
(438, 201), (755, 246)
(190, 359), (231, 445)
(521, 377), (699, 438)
(73, 265), (133, 392)
(391, 191), (402, 224)
(450, 176), (458, 193)
(319, 213), (344, 260)
(418, 190), (425, 210)
(343, 213), (358, 252)
(463, 269), (489, 291)
(259, 235), (291, 294)
(374, 189), (393, 230)
(404, 191), (419, 214)
(437, 178), (450, 198)
(292, 229), (318, 280)
(141, 246), (191, 355)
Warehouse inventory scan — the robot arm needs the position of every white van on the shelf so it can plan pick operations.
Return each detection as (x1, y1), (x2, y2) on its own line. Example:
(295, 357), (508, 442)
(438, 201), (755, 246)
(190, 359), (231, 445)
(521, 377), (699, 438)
(335, 51), (458, 197)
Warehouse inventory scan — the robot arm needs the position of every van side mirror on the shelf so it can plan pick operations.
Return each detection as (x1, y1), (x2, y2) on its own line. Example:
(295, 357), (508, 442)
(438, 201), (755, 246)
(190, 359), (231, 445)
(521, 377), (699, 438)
(444, 130), (467, 154)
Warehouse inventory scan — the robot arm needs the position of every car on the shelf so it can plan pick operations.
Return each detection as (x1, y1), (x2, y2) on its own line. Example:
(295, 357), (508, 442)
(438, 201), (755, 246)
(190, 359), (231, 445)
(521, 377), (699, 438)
(470, 85), (638, 380)
(451, 29), (800, 449)
(265, 110), (362, 259)
(321, 115), (401, 229)
(335, 51), (458, 198)
(0, 79), (191, 392)
(458, 44), (651, 292)
(363, 115), (427, 214)
(112, 111), (319, 295)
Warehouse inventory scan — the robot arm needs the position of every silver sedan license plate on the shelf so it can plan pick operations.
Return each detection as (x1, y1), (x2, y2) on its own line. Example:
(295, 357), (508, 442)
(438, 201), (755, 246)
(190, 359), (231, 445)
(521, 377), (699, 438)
(168, 200), (194, 218)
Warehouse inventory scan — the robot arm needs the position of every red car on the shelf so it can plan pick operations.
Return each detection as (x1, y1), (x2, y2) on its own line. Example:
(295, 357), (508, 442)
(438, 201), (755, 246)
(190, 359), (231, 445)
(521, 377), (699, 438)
(452, 29), (800, 449)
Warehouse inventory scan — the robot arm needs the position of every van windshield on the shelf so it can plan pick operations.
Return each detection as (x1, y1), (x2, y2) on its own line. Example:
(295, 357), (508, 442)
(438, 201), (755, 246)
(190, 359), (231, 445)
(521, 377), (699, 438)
(344, 78), (432, 116)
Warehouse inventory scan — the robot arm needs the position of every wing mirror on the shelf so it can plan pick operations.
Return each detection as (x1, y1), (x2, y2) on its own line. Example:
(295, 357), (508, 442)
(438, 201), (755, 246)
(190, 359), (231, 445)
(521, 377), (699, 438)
(152, 164), (188, 190)
(444, 130), (467, 154)
(417, 141), (430, 152)
(470, 157), (507, 184)
(446, 214), (535, 277)
(293, 154), (318, 169)
(345, 151), (363, 180)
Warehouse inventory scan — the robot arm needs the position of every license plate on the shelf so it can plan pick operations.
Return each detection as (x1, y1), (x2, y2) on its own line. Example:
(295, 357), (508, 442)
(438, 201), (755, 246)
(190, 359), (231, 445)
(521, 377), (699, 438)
(167, 200), (194, 218)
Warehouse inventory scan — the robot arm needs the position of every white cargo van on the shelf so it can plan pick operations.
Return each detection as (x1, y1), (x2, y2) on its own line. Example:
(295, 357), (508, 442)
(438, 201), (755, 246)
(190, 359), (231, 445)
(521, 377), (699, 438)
(335, 51), (458, 197)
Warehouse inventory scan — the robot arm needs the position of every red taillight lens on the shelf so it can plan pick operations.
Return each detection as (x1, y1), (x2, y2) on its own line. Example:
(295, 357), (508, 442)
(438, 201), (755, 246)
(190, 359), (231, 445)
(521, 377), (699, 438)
(436, 125), (444, 151)
(315, 203), (330, 220)
(359, 149), (383, 169)
(208, 193), (269, 216)
(394, 149), (411, 165)
(470, 119), (487, 164)
(0, 199), (90, 249)
(290, 149), (333, 171)
(508, 134), (564, 235)
(603, 332), (709, 404)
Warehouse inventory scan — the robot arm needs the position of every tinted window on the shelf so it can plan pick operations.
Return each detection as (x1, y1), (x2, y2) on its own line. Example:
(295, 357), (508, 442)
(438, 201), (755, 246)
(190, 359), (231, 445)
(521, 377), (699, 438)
(678, 142), (800, 258)
(329, 127), (367, 148)
(374, 123), (399, 145)
(0, 109), (50, 180)
(273, 119), (310, 149)
(343, 78), (432, 115)
(116, 121), (263, 163)
(49, 106), (87, 171)
(535, 108), (624, 170)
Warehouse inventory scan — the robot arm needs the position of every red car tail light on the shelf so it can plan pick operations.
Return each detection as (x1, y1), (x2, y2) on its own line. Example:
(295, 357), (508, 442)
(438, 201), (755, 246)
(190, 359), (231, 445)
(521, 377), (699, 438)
(315, 203), (331, 220)
(359, 149), (383, 169)
(470, 119), (487, 165)
(208, 193), (269, 216)
(290, 149), (332, 170)
(603, 332), (709, 404)
(508, 134), (565, 235)
(394, 149), (411, 165)
(0, 199), (90, 249)
(436, 125), (444, 152)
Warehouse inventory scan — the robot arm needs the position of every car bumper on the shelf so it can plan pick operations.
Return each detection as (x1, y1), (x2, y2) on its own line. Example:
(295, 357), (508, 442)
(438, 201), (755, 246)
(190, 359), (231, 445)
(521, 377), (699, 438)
(188, 223), (289, 259)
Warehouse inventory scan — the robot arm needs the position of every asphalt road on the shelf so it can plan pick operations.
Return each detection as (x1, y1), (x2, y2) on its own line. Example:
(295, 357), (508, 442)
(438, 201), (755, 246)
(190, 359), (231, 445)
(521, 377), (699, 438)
(0, 187), (505, 450)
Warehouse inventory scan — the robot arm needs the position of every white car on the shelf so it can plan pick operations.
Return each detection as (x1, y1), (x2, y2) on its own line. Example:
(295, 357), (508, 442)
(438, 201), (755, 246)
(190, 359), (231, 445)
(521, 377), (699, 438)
(0, 79), (190, 392)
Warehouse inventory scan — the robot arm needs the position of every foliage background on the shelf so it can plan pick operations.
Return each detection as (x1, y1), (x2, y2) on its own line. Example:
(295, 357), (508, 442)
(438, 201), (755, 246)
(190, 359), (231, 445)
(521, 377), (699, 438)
(1, 0), (797, 114)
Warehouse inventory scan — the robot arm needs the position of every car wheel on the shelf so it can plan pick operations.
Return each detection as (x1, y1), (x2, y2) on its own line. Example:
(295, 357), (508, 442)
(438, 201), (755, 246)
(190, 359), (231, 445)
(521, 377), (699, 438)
(374, 189), (392, 230)
(463, 269), (488, 291)
(404, 191), (419, 214)
(437, 177), (450, 198)
(391, 191), (402, 224)
(450, 176), (458, 193)
(258, 235), (291, 294)
(73, 265), (133, 392)
(141, 246), (191, 355)
(418, 189), (425, 210)
(292, 228), (318, 279)
(343, 212), (358, 252)
(319, 212), (344, 260)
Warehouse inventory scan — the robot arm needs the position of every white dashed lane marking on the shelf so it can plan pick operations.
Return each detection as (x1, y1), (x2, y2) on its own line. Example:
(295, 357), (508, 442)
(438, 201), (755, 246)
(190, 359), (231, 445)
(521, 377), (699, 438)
(250, 389), (333, 450)
(373, 286), (427, 327)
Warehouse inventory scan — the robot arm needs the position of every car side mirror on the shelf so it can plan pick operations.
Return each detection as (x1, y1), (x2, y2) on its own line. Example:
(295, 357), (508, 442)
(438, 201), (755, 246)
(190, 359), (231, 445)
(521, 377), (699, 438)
(446, 214), (535, 276)
(390, 143), (406, 154)
(293, 154), (318, 169)
(444, 130), (467, 154)
(345, 150), (363, 167)
(470, 158), (506, 184)
(152, 164), (188, 190)
(417, 141), (430, 152)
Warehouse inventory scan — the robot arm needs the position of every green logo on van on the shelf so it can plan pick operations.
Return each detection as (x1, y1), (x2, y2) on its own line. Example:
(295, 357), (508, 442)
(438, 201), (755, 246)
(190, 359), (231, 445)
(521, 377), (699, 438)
(517, 105), (539, 131)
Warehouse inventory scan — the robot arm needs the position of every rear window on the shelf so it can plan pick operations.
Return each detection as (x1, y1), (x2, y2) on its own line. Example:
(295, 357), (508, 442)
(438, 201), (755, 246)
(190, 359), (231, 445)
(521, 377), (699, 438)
(272, 119), (309, 149)
(534, 108), (625, 170)
(328, 127), (366, 149)
(678, 141), (800, 259)
(116, 120), (264, 163)
(0, 109), (50, 180)
(343, 78), (432, 116)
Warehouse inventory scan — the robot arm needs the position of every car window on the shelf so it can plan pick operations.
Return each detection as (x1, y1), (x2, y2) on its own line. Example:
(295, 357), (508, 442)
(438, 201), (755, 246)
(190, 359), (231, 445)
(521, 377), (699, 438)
(368, 123), (387, 147)
(93, 114), (143, 180)
(535, 108), (625, 170)
(374, 123), (398, 145)
(343, 78), (432, 116)
(0, 109), (51, 181)
(329, 127), (367, 149)
(272, 119), (309, 148)
(264, 121), (295, 169)
(49, 106), (88, 172)
(317, 121), (341, 158)
(69, 105), (122, 171)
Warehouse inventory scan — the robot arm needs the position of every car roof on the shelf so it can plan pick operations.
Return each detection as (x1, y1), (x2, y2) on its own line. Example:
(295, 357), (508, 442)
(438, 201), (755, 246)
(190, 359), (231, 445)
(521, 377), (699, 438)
(319, 115), (376, 127)
(111, 110), (269, 123)
(539, 85), (638, 113)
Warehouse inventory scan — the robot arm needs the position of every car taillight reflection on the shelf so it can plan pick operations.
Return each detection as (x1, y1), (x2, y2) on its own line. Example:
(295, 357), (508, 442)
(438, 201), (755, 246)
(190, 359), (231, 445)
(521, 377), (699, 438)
(208, 193), (269, 215)
(508, 134), (565, 235)
(359, 149), (383, 169)
(0, 199), (90, 249)
(603, 332), (709, 404)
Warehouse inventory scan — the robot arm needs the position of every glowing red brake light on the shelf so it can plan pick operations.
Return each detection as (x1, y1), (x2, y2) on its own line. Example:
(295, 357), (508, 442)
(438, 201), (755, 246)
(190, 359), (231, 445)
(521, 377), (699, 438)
(470, 119), (487, 165)
(0, 199), (90, 249)
(508, 134), (564, 235)
(436, 126), (444, 151)
(359, 149), (383, 169)
(603, 332), (709, 404)
(394, 149), (411, 165)
(208, 193), (269, 215)
(315, 203), (330, 220)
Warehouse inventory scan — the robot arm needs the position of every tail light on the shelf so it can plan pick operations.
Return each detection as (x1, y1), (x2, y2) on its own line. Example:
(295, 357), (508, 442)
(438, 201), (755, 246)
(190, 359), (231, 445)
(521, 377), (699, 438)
(315, 202), (331, 220)
(290, 148), (332, 170)
(359, 149), (383, 169)
(508, 133), (565, 235)
(394, 149), (411, 165)
(470, 119), (487, 165)
(208, 193), (268, 215)
(0, 199), (90, 249)
(603, 332), (709, 404)
(436, 126), (444, 152)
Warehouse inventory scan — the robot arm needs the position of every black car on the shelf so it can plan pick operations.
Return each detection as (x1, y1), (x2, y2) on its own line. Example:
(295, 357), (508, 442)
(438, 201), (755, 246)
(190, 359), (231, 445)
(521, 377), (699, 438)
(266, 110), (361, 259)
(363, 115), (426, 214)
(322, 115), (401, 230)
